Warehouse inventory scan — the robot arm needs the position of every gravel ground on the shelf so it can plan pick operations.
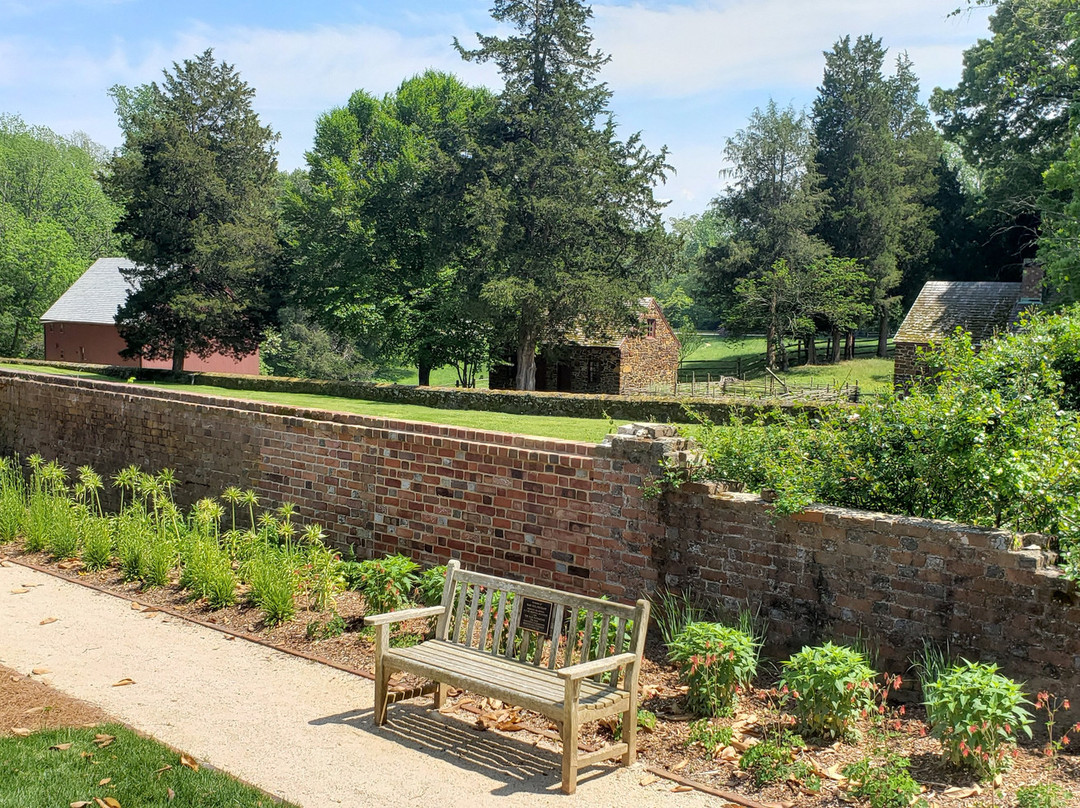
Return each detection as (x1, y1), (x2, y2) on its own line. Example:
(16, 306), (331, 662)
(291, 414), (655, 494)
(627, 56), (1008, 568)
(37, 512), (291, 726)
(0, 562), (717, 808)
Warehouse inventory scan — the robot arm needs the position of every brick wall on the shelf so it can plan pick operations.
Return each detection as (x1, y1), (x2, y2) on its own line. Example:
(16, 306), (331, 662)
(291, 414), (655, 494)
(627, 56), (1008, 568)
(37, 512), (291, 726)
(0, 368), (1076, 699)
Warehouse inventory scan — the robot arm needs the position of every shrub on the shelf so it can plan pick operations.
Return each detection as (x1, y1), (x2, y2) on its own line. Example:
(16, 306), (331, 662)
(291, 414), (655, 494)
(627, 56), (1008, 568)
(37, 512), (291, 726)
(667, 622), (759, 717)
(179, 539), (236, 608)
(686, 719), (733, 756)
(302, 538), (344, 613)
(779, 642), (876, 739)
(45, 502), (81, 561)
(356, 554), (419, 615)
(143, 538), (177, 589)
(923, 660), (1033, 777)
(739, 731), (817, 790)
(340, 561), (364, 591)
(245, 550), (296, 625)
(842, 754), (927, 808)
(416, 564), (448, 607)
(1016, 783), (1075, 808)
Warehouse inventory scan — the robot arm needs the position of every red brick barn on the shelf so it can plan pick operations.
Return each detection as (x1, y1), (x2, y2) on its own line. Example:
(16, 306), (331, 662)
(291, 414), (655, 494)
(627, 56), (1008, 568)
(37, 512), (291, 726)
(490, 298), (681, 394)
(40, 257), (260, 374)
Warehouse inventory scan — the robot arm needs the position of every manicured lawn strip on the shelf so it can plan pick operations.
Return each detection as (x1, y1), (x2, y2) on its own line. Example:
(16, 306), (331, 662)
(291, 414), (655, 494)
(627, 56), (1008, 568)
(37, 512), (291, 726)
(0, 362), (117, 380)
(0, 724), (294, 808)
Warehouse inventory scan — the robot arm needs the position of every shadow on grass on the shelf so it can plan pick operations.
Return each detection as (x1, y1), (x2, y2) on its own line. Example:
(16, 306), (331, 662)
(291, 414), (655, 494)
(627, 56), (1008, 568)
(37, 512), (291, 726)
(311, 703), (614, 796)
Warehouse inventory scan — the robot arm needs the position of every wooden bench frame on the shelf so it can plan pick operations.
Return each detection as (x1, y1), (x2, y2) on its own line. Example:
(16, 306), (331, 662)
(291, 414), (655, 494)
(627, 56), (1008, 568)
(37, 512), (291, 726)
(365, 560), (650, 794)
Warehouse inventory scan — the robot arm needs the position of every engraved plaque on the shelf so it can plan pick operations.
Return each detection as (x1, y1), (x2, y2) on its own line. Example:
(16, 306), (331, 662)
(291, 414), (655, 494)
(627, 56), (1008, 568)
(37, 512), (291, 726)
(519, 597), (555, 636)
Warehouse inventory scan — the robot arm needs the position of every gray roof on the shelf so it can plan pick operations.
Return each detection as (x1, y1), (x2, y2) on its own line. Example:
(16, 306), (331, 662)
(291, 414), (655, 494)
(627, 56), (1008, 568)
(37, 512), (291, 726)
(895, 281), (1024, 346)
(40, 257), (136, 325)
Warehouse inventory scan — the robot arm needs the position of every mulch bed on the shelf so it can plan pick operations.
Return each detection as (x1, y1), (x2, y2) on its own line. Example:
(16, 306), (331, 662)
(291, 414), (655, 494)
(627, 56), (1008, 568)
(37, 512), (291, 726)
(5, 545), (1080, 807)
(0, 662), (110, 735)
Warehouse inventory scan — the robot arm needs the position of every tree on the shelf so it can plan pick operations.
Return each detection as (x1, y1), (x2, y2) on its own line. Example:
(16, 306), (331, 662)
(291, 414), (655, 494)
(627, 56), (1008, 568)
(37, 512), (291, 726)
(0, 116), (119, 356)
(654, 210), (731, 330)
(814, 36), (939, 357)
(104, 49), (280, 371)
(283, 71), (495, 384)
(932, 0), (1080, 260)
(457, 0), (672, 390)
(703, 101), (829, 353)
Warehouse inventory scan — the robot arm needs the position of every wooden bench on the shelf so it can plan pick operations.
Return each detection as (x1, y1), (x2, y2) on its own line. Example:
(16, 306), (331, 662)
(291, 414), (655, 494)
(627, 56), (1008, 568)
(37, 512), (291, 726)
(364, 560), (650, 794)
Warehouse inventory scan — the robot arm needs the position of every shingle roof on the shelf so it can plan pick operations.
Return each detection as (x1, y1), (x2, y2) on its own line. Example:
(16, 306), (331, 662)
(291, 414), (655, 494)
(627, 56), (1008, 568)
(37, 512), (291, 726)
(40, 257), (136, 325)
(566, 297), (666, 348)
(895, 281), (1023, 346)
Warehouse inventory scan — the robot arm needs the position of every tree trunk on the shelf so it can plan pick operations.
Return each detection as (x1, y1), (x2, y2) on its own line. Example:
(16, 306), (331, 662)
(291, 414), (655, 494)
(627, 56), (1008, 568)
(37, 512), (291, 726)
(877, 312), (890, 358)
(514, 326), (538, 391)
(778, 339), (789, 371)
(830, 327), (842, 364)
(804, 334), (817, 365)
(417, 355), (432, 387)
(765, 324), (776, 369)
(845, 330), (855, 361)
(171, 342), (185, 372)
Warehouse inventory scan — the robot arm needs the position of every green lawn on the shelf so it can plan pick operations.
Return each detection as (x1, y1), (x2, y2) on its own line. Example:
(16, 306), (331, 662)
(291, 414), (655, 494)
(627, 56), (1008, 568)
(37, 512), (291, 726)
(0, 363), (614, 442)
(375, 364), (489, 388)
(0, 724), (294, 808)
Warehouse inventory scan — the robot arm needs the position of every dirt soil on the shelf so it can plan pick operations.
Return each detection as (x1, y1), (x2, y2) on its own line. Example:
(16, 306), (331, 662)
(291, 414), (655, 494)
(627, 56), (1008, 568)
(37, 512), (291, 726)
(8, 547), (1080, 808)
(1, 661), (110, 735)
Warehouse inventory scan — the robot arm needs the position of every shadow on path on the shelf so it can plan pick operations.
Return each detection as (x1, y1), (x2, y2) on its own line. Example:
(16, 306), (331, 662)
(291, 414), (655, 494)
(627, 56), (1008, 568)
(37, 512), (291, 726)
(312, 704), (613, 797)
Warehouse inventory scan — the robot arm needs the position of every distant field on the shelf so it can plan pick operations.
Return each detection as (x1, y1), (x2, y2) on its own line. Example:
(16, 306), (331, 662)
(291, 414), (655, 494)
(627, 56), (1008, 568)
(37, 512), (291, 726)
(681, 335), (894, 394)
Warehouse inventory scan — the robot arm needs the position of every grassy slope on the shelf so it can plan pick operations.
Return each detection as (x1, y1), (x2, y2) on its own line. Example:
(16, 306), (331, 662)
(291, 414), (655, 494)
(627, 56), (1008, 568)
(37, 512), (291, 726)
(0, 725), (294, 808)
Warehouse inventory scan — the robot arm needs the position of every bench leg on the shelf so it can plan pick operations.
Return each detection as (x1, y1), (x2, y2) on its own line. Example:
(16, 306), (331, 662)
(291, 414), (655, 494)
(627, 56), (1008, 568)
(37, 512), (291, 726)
(374, 624), (390, 726)
(622, 699), (637, 766)
(561, 680), (582, 795)
(433, 682), (449, 709)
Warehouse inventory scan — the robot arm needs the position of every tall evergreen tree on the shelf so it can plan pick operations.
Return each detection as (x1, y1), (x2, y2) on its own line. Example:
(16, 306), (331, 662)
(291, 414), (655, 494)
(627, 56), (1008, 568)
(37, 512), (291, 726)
(457, 0), (671, 390)
(704, 100), (829, 363)
(104, 49), (280, 371)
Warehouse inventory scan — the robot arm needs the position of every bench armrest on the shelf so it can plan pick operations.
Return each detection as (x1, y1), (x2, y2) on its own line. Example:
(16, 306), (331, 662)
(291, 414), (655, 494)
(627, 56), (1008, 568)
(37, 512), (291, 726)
(364, 605), (445, 626)
(557, 653), (638, 681)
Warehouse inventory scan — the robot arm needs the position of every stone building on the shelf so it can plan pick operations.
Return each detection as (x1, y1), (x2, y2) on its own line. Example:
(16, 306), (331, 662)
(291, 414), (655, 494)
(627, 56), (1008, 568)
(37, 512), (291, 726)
(490, 298), (681, 395)
(893, 263), (1043, 390)
(40, 257), (260, 374)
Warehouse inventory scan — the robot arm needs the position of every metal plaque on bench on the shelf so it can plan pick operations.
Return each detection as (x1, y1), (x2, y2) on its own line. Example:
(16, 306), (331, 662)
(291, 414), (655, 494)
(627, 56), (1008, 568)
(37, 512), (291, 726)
(519, 597), (555, 637)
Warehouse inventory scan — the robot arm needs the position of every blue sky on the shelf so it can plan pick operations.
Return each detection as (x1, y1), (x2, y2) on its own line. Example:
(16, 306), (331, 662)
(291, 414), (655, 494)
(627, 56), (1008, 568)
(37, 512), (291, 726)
(0, 0), (992, 218)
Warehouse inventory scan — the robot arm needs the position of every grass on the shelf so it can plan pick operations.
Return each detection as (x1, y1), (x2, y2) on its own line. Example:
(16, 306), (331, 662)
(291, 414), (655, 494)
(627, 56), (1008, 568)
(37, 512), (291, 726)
(0, 363), (614, 442)
(681, 336), (894, 395)
(375, 364), (490, 388)
(0, 724), (294, 808)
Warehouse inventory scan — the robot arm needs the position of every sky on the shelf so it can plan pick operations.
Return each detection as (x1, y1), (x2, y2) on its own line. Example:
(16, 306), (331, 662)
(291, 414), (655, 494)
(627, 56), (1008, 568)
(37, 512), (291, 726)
(0, 0), (995, 218)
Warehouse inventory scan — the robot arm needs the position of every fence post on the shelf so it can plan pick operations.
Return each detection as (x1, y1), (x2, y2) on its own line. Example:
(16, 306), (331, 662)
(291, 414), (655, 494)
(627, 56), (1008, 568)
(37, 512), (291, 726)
(692, 371), (696, 397)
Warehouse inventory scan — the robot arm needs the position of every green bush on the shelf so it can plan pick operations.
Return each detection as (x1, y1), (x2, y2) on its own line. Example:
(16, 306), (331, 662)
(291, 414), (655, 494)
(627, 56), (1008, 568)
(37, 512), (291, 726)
(356, 554), (419, 615)
(739, 731), (817, 790)
(416, 564), (448, 606)
(686, 719), (733, 755)
(923, 660), (1032, 777)
(667, 622), (759, 717)
(179, 539), (236, 608)
(779, 642), (876, 739)
(244, 550), (296, 625)
(842, 754), (927, 808)
(80, 516), (113, 571)
(1016, 783), (1075, 808)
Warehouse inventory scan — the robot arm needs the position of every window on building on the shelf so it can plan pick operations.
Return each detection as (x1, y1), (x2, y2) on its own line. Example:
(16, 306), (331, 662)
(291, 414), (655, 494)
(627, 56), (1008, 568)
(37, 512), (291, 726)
(646, 318), (657, 338)
(587, 356), (600, 385)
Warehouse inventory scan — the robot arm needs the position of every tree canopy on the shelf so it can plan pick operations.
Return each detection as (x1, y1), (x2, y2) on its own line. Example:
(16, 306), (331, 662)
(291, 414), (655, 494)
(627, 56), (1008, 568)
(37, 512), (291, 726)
(0, 116), (119, 356)
(104, 49), (280, 371)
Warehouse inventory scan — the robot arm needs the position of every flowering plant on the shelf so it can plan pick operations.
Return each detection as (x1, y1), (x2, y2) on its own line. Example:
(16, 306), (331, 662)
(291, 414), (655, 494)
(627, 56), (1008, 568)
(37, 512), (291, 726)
(667, 622), (759, 716)
(779, 642), (876, 739)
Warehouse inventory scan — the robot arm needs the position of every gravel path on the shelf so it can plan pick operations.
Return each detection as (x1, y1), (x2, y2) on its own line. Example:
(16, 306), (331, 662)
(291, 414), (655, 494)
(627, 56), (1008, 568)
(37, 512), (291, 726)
(0, 563), (712, 808)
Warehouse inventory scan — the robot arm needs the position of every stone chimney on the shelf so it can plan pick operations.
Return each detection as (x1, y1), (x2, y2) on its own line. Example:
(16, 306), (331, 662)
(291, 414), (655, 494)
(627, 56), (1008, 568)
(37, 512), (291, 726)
(1021, 260), (1044, 303)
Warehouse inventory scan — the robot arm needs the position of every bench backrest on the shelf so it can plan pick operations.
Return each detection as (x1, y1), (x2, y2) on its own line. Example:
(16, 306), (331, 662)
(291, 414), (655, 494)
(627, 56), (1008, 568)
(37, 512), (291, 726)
(434, 560), (649, 686)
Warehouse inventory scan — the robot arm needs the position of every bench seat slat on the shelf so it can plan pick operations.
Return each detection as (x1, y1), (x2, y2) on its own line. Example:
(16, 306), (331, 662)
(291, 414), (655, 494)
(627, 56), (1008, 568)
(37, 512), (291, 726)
(383, 641), (627, 716)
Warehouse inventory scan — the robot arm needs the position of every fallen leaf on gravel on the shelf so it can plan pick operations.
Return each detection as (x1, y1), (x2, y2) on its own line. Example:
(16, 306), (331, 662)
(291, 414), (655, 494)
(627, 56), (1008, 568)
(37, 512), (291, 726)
(32, 667), (51, 675)
(142, 607), (159, 614)
(131, 602), (144, 611)
(10, 587), (28, 594)
(671, 759), (688, 772)
(942, 786), (981, 799)
(11, 727), (31, 736)
(58, 560), (83, 570)
(50, 742), (73, 751)
(714, 746), (740, 763)
(0, 560), (12, 567)
(812, 761), (848, 783)
(179, 753), (198, 772)
(23, 582), (42, 587)
(10, 675), (22, 681)
(671, 785), (695, 793)
(92, 734), (114, 748)
(223, 634), (234, 639)
(112, 678), (135, 687)
(639, 775), (660, 786)
(40, 617), (58, 625)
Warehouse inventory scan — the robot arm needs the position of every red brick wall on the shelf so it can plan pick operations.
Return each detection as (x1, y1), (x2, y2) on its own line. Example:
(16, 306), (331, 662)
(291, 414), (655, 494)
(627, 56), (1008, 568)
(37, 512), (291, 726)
(0, 369), (1076, 700)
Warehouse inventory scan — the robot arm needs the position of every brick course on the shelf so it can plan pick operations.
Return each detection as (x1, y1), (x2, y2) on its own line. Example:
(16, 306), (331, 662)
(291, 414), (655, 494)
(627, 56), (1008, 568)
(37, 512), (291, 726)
(0, 369), (1076, 700)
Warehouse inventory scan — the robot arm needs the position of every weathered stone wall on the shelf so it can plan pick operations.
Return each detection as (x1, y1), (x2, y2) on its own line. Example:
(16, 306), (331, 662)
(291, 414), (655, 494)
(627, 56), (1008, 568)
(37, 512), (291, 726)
(892, 341), (922, 391)
(1, 368), (1076, 700)
(619, 302), (681, 394)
